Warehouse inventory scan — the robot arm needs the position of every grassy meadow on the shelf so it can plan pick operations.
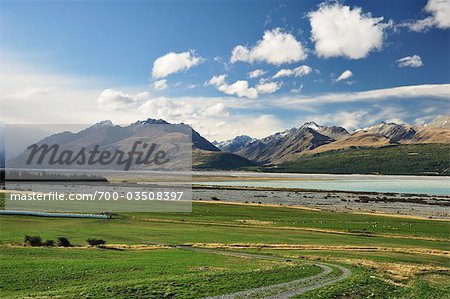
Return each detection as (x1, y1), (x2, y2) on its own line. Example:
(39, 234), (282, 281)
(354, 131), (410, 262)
(268, 144), (450, 175)
(1, 192), (449, 298)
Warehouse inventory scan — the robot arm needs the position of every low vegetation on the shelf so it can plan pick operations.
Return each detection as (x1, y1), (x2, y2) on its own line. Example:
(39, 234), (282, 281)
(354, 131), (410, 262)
(57, 237), (72, 247)
(194, 151), (255, 170)
(87, 238), (106, 246)
(1, 200), (449, 298)
(0, 247), (321, 298)
(268, 144), (450, 175)
(24, 235), (43, 247)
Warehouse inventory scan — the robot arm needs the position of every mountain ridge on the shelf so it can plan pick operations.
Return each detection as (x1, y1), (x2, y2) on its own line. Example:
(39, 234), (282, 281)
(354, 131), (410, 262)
(214, 115), (450, 165)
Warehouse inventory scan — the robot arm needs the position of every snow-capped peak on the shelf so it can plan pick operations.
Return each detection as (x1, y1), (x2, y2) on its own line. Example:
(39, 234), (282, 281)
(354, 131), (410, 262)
(92, 120), (113, 128)
(301, 121), (323, 131)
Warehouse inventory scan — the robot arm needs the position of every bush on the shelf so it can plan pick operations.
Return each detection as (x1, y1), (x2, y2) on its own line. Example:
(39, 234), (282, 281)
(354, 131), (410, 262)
(24, 235), (42, 246)
(57, 237), (72, 247)
(43, 240), (55, 246)
(87, 238), (106, 246)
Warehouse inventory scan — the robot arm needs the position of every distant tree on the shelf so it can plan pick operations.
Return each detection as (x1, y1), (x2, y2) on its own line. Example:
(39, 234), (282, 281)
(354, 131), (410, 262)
(87, 238), (106, 247)
(57, 237), (72, 247)
(24, 235), (42, 246)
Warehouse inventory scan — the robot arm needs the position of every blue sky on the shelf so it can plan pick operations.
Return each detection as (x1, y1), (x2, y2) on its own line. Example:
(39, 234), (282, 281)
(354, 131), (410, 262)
(0, 0), (449, 140)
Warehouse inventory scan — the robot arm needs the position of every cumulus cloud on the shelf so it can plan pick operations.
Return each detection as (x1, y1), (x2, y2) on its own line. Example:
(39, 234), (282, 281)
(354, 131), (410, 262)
(308, 3), (388, 59)
(138, 96), (283, 140)
(153, 79), (168, 90)
(96, 88), (283, 141)
(221, 81), (258, 99)
(404, 0), (450, 31)
(248, 69), (267, 78)
(230, 28), (307, 65)
(208, 75), (258, 99)
(335, 70), (353, 82)
(152, 51), (203, 79)
(256, 81), (281, 94)
(97, 88), (230, 124)
(273, 65), (312, 78)
(396, 55), (424, 68)
(208, 74), (227, 87)
(208, 75), (281, 98)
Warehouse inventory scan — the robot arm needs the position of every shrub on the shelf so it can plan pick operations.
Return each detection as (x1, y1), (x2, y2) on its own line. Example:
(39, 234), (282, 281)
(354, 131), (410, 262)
(57, 237), (72, 247)
(24, 235), (42, 246)
(43, 240), (55, 246)
(87, 238), (106, 246)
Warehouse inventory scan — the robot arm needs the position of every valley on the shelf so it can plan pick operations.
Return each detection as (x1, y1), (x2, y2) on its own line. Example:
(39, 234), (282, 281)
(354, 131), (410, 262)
(1, 192), (449, 298)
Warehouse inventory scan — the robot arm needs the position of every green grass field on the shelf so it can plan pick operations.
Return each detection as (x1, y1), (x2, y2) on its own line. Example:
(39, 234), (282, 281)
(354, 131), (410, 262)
(1, 195), (449, 298)
(1, 246), (323, 298)
(267, 144), (450, 175)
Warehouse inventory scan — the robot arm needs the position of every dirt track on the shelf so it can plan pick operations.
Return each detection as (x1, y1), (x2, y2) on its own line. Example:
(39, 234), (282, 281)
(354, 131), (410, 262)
(177, 246), (351, 299)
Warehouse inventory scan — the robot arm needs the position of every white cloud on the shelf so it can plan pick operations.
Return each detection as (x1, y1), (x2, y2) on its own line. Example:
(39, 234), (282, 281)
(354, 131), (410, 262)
(208, 75), (281, 98)
(404, 0), (450, 32)
(290, 84), (304, 94)
(425, 0), (450, 29)
(278, 84), (450, 107)
(97, 89), (150, 111)
(308, 3), (388, 59)
(138, 97), (283, 140)
(335, 70), (353, 82)
(153, 79), (168, 90)
(273, 65), (312, 78)
(396, 55), (424, 68)
(208, 75), (258, 99)
(208, 74), (227, 86)
(256, 81), (281, 94)
(302, 105), (415, 131)
(301, 105), (412, 131)
(304, 110), (369, 130)
(230, 28), (307, 65)
(152, 51), (203, 79)
(0, 60), (109, 124)
(96, 87), (283, 141)
(248, 69), (267, 78)
(2, 87), (53, 100)
(221, 80), (258, 99)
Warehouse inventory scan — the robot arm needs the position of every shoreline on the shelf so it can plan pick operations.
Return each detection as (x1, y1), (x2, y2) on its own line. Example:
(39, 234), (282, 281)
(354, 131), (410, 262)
(192, 186), (450, 220)
(192, 184), (450, 198)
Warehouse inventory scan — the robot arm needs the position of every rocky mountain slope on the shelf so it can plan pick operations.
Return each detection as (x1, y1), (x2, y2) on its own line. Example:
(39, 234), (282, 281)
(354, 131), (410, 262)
(6, 115), (450, 171)
(7, 118), (253, 170)
(426, 115), (450, 129)
(213, 135), (254, 153)
(216, 115), (450, 165)
(214, 121), (349, 164)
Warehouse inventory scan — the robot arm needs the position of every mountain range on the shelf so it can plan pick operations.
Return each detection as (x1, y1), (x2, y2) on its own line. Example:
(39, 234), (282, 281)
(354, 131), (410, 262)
(4, 115), (450, 174)
(5, 118), (252, 171)
(214, 115), (450, 166)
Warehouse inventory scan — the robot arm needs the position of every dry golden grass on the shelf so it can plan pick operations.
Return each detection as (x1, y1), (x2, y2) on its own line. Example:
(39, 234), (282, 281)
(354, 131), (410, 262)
(185, 243), (450, 257)
(235, 219), (274, 225)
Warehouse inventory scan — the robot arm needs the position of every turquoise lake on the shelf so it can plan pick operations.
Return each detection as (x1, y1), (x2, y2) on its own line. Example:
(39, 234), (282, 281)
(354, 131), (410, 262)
(193, 172), (450, 196)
